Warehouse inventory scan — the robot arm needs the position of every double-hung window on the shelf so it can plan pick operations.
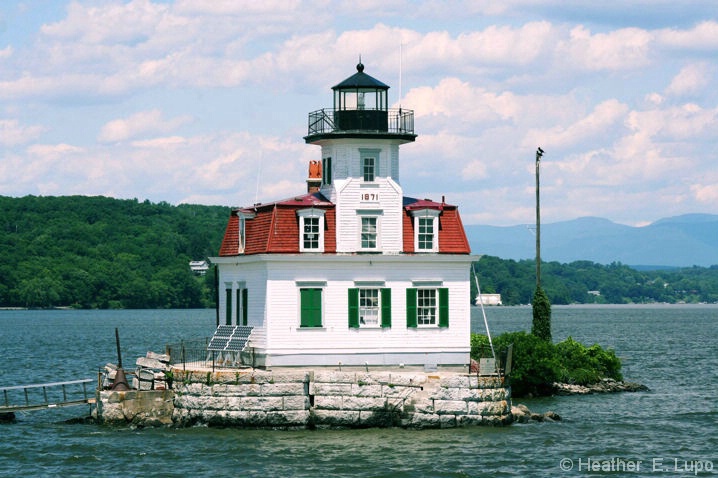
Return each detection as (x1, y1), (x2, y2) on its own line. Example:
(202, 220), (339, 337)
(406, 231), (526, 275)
(360, 148), (380, 182)
(297, 209), (325, 252)
(406, 287), (449, 328)
(348, 287), (392, 328)
(361, 217), (377, 249)
(410, 209), (440, 252)
(235, 211), (254, 254)
(362, 157), (375, 182)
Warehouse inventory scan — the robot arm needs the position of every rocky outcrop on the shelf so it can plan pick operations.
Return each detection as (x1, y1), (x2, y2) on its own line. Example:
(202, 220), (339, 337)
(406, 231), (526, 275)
(553, 378), (649, 395)
(510, 403), (561, 423)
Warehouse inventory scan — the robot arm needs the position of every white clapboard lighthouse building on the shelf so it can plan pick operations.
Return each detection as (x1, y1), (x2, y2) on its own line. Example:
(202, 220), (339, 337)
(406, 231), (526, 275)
(210, 63), (476, 368)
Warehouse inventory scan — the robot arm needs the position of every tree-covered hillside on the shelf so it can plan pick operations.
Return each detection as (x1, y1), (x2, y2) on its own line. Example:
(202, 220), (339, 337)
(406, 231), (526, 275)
(0, 195), (230, 309)
(474, 256), (718, 305)
(2, 195), (717, 309)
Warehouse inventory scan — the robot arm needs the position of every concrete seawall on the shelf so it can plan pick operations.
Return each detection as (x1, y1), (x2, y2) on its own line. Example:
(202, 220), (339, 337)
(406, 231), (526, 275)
(98, 368), (512, 429)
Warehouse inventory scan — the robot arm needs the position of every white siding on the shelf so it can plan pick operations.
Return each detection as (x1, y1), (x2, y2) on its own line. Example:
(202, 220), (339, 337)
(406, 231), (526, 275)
(215, 255), (474, 365)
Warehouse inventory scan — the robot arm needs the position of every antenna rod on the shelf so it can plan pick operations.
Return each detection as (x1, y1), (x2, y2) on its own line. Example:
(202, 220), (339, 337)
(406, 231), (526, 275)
(399, 41), (403, 106)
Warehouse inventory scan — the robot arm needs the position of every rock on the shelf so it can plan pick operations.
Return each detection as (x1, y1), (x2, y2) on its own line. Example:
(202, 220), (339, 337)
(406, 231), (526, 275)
(544, 411), (561, 421)
(511, 404), (561, 423)
(146, 351), (170, 363)
(552, 379), (649, 395)
(136, 357), (169, 371)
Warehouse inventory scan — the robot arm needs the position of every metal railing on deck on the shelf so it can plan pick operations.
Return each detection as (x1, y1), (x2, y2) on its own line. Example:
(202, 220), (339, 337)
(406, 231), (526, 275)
(306, 108), (415, 136)
(166, 337), (210, 371)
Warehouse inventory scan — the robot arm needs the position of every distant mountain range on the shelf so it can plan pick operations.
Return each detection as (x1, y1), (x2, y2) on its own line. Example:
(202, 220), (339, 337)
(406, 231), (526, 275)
(465, 214), (718, 268)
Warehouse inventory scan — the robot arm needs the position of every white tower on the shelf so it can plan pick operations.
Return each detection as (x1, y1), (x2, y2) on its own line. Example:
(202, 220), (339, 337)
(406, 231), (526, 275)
(304, 62), (417, 253)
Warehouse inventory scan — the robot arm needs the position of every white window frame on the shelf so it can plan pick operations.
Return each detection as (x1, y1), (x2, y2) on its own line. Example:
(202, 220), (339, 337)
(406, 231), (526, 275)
(359, 288), (380, 328)
(416, 288), (437, 327)
(410, 209), (440, 252)
(236, 211), (255, 254)
(359, 216), (378, 250)
(360, 148), (380, 182)
(297, 208), (325, 252)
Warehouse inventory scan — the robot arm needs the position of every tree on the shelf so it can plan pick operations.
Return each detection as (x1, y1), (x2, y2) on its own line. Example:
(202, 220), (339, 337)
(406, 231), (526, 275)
(531, 285), (552, 342)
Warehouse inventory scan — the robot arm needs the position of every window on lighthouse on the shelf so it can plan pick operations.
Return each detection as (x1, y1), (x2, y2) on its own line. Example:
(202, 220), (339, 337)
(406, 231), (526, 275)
(361, 217), (377, 249)
(418, 218), (434, 250)
(411, 209), (440, 253)
(297, 209), (325, 252)
(362, 157), (375, 182)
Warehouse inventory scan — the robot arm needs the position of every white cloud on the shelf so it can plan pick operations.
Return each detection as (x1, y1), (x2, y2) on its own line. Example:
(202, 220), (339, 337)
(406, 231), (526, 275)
(98, 110), (192, 142)
(665, 62), (712, 97)
(657, 21), (718, 50)
(0, 119), (45, 146)
(27, 143), (85, 157)
(523, 99), (629, 150)
(557, 25), (653, 71)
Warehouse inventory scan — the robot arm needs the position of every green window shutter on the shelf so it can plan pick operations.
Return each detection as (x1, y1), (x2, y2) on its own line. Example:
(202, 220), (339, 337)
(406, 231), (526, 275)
(301, 288), (322, 327)
(242, 288), (248, 326)
(225, 288), (232, 325)
(406, 288), (417, 328)
(348, 288), (359, 328)
(240, 289), (244, 325)
(381, 288), (391, 328)
(439, 288), (449, 328)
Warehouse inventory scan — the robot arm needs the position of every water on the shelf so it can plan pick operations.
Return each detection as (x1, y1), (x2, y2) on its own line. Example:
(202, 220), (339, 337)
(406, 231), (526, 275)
(1, 306), (716, 477)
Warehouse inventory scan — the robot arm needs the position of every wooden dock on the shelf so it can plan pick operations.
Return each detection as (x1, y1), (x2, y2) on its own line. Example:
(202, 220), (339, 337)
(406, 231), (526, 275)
(0, 378), (96, 413)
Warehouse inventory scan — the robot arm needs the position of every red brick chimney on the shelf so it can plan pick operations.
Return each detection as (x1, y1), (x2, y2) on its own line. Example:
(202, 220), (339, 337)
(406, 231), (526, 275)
(307, 160), (322, 193)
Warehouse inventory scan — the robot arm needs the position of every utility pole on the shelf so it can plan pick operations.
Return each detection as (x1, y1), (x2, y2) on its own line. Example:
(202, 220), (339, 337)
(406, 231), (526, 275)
(535, 147), (544, 288)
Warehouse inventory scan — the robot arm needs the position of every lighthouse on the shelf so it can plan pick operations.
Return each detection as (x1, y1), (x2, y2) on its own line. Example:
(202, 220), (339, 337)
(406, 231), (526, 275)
(211, 63), (475, 368)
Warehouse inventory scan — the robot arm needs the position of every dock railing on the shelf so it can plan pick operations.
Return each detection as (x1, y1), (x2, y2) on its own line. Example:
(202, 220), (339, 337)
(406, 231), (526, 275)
(0, 379), (95, 413)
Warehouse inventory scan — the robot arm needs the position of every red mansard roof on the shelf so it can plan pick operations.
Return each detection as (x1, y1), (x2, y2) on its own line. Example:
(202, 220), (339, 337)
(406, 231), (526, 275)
(401, 197), (471, 254)
(218, 193), (470, 256)
(219, 192), (336, 256)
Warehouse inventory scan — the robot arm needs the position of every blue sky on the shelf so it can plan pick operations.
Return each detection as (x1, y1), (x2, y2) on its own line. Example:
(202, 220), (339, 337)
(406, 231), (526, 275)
(1, 1), (717, 226)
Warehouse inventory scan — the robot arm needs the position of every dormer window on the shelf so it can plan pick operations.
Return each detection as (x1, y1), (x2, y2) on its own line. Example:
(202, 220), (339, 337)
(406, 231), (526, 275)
(236, 211), (255, 254)
(297, 209), (325, 252)
(410, 209), (440, 252)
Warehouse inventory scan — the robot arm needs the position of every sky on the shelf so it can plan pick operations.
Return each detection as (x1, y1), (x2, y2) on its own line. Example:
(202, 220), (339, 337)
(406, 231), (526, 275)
(1, 1), (717, 227)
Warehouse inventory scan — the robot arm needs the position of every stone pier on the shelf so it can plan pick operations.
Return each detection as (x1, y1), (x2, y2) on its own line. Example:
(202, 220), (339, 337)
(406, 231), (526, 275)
(97, 367), (512, 429)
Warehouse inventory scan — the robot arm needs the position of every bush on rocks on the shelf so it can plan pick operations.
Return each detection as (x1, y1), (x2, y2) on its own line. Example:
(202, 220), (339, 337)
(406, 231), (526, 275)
(471, 332), (624, 397)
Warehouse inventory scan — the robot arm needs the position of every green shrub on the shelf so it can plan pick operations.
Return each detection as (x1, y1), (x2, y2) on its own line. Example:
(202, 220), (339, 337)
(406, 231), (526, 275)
(470, 332), (623, 397)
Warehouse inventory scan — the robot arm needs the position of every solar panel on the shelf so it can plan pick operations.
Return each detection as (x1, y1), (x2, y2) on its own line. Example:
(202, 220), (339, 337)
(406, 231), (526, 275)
(207, 325), (254, 352)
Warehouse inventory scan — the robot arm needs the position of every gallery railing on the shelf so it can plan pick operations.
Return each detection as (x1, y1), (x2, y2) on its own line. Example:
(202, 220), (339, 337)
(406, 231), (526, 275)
(306, 108), (415, 136)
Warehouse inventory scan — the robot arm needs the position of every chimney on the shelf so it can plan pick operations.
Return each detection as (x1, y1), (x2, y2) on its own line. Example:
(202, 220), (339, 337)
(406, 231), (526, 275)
(307, 160), (322, 193)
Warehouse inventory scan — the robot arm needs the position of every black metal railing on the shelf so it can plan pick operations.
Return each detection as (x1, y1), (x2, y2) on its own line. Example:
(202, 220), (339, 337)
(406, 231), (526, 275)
(306, 108), (415, 136)
(166, 337), (211, 371)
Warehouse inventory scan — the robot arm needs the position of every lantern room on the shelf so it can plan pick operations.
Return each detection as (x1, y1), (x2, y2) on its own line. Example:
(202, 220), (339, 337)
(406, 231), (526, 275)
(304, 62), (416, 143)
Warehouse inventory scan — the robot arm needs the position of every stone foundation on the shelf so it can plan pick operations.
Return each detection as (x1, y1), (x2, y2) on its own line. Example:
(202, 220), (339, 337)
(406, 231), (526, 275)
(98, 368), (512, 429)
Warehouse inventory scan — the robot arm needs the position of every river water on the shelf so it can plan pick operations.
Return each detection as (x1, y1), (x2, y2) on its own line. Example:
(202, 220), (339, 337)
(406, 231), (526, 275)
(0, 305), (716, 477)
